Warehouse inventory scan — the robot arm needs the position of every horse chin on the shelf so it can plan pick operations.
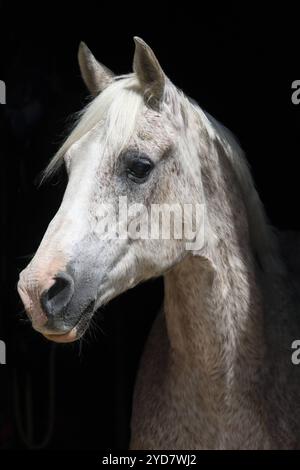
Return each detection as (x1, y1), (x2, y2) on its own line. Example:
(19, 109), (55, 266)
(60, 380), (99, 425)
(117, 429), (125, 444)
(44, 329), (78, 343)
(42, 299), (96, 343)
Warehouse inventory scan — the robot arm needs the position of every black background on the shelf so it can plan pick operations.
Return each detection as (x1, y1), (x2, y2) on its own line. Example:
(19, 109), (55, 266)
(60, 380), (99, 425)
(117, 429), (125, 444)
(0, 2), (299, 450)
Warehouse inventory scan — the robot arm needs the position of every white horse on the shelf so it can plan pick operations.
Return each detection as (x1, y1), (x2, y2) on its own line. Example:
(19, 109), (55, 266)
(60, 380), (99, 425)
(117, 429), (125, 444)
(18, 37), (300, 449)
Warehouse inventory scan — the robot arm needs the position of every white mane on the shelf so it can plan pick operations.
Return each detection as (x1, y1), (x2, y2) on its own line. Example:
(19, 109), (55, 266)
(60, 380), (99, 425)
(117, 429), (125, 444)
(195, 104), (284, 274)
(44, 74), (143, 179)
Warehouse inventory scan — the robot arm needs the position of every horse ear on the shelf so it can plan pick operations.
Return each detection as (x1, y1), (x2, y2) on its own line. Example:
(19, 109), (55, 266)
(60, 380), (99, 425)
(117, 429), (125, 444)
(78, 42), (114, 96)
(133, 37), (165, 108)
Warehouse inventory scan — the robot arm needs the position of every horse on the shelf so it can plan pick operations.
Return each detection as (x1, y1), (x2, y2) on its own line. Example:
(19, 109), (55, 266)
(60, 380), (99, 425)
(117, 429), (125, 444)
(18, 37), (300, 449)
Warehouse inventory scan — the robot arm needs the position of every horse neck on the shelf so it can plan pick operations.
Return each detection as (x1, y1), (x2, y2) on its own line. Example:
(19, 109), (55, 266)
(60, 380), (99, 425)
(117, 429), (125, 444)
(163, 135), (266, 394)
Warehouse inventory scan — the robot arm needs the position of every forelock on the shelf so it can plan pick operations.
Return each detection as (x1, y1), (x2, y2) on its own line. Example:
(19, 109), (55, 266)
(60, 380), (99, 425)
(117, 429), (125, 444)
(43, 75), (144, 180)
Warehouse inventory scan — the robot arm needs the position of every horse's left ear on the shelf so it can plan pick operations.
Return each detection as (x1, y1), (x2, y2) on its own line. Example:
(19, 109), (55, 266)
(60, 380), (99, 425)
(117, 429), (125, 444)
(133, 37), (165, 109)
(78, 42), (114, 96)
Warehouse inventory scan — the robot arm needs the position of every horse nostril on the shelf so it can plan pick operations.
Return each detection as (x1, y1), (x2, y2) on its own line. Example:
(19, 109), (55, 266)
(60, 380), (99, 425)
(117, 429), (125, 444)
(47, 276), (69, 301)
(41, 272), (74, 317)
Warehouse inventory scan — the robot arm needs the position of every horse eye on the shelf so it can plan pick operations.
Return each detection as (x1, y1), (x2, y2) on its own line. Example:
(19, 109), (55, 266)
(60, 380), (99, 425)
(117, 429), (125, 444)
(126, 157), (154, 183)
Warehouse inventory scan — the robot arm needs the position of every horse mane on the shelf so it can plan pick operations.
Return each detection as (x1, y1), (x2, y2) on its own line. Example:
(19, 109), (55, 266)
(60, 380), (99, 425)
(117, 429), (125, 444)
(42, 74), (143, 180)
(195, 105), (285, 274)
(161, 82), (284, 274)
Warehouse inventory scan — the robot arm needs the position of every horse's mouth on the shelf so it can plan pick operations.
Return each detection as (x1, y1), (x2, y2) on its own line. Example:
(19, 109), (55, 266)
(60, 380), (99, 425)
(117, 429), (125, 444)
(43, 300), (96, 343)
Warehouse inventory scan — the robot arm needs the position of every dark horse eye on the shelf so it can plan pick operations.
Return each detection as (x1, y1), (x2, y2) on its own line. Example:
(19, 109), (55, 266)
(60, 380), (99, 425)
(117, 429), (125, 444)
(126, 156), (154, 183)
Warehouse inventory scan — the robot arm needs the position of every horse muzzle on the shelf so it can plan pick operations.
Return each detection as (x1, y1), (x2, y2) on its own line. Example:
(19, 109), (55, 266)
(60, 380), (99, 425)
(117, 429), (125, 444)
(18, 260), (96, 343)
